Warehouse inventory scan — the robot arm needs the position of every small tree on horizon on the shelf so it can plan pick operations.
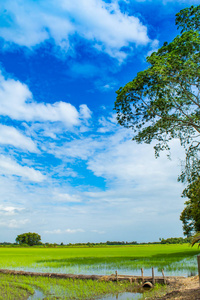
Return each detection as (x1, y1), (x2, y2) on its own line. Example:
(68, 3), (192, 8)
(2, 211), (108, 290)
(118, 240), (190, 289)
(16, 232), (41, 246)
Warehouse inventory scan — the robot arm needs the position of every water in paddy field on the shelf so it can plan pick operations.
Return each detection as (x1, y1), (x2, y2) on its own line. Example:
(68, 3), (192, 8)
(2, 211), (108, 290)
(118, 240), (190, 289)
(28, 289), (44, 300)
(7, 253), (199, 279)
(25, 254), (198, 277)
(100, 292), (142, 300)
(27, 291), (142, 300)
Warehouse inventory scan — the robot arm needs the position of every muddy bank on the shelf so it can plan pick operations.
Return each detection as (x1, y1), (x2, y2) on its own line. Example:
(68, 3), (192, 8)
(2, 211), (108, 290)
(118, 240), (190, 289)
(155, 275), (200, 300)
(0, 268), (174, 285)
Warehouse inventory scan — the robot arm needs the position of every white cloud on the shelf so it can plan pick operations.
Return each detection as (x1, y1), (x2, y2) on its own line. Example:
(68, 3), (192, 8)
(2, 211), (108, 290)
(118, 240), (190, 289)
(79, 104), (92, 120)
(86, 128), (183, 185)
(55, 193), (82, 203)
(0, 155), (45, 182)
(0, 72), (90, 126)
(44, 229), (62, 234)
(65, 228), (85, 234)
(0, 205), (24, 216)
(0, 104), (186, 243)
(49, 137), (104, 160)
(0, 124), (38, 152)
(0, 218), (29, 228)
(45, 228), (85, 234)
(0, 0), (151, 61)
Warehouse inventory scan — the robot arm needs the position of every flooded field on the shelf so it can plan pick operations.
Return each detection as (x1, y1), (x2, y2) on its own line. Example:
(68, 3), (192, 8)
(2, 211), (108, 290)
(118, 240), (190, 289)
(0, 244), (199, 299)
(5, 248), (199, 278)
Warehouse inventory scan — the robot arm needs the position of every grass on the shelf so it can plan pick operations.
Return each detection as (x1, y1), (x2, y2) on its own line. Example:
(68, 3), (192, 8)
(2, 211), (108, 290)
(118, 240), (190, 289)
(0, 277), (34, 300)
(0, 244), (199, 299)
(0, 244), (199, 276)
(0, 273), (137, 299)
(141, 283), (171, 300)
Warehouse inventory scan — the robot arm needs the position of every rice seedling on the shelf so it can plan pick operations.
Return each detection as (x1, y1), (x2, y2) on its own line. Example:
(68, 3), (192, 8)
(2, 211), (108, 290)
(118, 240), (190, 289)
(141, 283), (171, 300)
(0, 244), (199, 299)
(0, 273), (139, 299)
(0, 244), (199, 276)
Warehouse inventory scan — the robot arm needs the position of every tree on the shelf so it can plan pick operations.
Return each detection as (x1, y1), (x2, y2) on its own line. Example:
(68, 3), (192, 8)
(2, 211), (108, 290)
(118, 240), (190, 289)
(114, 5), (200, 236)
(180, 178), (200, 236)
(16, 232), (41, 246)
(114, 5), (200, 185)
(191, 232), (200, 246)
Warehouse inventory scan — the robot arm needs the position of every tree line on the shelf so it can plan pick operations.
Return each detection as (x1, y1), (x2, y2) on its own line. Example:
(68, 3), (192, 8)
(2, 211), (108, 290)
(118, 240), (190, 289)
(0, 232), (192, 247)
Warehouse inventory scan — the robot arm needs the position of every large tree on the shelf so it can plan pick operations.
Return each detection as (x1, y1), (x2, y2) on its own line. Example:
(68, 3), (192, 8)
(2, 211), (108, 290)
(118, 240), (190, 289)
(180, 178), (200, 236)
(16, 232), (41, 246)
(114, 5), (200, 234)
(115, 5), (200, 184)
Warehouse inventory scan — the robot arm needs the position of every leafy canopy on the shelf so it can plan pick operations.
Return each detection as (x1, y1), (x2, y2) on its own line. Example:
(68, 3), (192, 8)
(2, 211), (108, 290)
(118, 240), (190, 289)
(16, 232), (41, 246)
(180, 178), (200, 236)
(115, 5), (200, 184)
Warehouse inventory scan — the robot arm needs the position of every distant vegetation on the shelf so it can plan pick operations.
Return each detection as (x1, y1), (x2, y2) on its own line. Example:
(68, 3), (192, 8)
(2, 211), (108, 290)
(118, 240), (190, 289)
(15, 232), (42, 246)
(0, 236), (192, 247)
(159, 237), (192, 244)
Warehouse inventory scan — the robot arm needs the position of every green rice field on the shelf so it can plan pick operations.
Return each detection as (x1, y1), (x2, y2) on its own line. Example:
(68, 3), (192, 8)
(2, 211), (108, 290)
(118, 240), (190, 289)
(0, 244), (199, 276)
(0, 273), (137, 300)
(0, 244), (199, 299)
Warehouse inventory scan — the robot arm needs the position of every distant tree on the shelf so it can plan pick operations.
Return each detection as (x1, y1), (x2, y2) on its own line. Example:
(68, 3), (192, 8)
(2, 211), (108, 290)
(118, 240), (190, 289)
(160, 237), (191, 244)
(16, 232), (41, 246)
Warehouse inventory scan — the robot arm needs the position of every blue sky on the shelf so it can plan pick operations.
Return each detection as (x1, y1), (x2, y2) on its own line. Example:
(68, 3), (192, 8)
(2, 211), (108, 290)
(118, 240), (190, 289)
(0, 0), (198, 244)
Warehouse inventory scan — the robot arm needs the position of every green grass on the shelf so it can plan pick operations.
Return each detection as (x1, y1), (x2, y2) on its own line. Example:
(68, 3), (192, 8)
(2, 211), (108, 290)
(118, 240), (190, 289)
(0, 277), (34, 300)
(0, 244), (199, 299)
(0, 273), (136, 299)
(141, 283), (171, 300)
(0, 244), (199, 276)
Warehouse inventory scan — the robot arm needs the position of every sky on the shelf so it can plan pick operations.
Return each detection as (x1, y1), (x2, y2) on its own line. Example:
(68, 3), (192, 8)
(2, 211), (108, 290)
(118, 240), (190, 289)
(0, 0), (199, 244)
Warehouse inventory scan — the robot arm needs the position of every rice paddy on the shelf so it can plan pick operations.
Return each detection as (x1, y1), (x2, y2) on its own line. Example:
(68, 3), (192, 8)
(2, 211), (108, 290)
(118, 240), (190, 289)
(0, 273), (140, 299)
(0, 244), (199, 299)
(0, 244), (199, 276)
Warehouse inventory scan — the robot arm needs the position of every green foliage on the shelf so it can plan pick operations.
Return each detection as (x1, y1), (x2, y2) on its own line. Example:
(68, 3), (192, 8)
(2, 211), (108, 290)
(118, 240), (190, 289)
(180, 178), (200, 236)
(115, 5), (200, 238)
(176, 5), (200, 33)
(191, 231), (200, 247)
(16, 232), (41, 246)
(160, 237), (192, 244)
(114, 5), (200, 184)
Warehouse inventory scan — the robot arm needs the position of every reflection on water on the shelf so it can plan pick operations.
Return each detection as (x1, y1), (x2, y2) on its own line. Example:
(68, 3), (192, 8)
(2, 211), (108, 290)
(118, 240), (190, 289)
(9, 254), (199, 278)
(100, 292), (141, 300)
(32, 255), (198, 277)
(28, 289), (44, 300)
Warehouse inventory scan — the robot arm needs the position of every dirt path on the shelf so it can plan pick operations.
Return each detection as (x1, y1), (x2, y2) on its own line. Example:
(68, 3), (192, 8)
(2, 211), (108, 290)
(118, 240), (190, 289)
(156, 276), (200, 300)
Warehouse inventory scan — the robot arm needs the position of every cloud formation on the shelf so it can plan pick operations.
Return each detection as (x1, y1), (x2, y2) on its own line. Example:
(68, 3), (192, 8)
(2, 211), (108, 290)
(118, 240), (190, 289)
(0, 0), (150, 60)
(0, 72), (91, 126)
(0, 155), (45, 182)
(0, 124), (38, 152)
